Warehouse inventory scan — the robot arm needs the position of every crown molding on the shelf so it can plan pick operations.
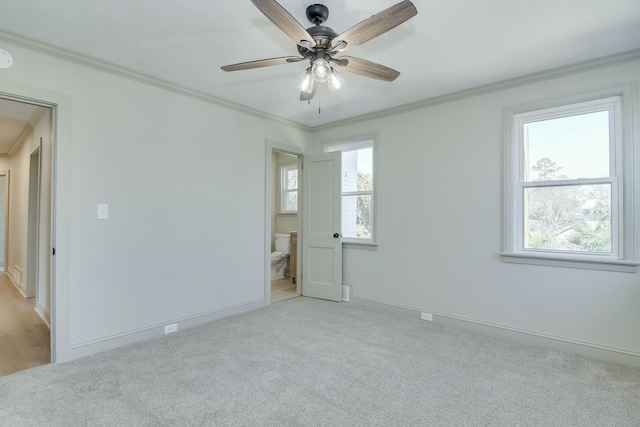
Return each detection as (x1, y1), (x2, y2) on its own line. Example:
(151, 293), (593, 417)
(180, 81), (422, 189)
(311, 48), (640, 132)
(0, 30), (311, 132)
(1, 29), (639, 134)
(8, 106), (47, 156)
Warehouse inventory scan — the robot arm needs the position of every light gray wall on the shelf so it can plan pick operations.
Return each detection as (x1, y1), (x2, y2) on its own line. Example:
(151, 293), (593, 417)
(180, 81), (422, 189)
(0, 42), (312, 362)
(2, 36), (638, 365)
(0, 160), (8, 272)
(7, 120), (31, 294)
(312, 58), (640, 359)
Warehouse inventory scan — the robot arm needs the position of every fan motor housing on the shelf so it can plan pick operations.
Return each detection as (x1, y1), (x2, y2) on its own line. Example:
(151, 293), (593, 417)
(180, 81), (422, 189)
(306, 4), (329, 25)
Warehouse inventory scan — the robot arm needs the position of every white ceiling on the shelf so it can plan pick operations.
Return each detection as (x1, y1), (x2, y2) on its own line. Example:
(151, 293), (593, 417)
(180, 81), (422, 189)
(0, 0), (639, 127)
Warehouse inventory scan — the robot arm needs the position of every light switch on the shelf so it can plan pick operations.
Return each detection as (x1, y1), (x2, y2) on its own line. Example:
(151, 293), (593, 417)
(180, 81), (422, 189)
(97, 204), (109, 220)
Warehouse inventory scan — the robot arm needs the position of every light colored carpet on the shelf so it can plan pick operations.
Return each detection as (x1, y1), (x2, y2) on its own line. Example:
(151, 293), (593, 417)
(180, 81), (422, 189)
(1, 297), (639, 426)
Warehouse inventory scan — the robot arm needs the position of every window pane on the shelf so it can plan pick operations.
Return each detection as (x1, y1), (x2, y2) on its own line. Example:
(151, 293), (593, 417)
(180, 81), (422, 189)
(342, 147), (373, 192)
(286, 169), (298, 190)
(342, 194), (372, 239)
(524, 111), (610, 182)
(524, 184), (611, 252)
(285, 191), (297, 212)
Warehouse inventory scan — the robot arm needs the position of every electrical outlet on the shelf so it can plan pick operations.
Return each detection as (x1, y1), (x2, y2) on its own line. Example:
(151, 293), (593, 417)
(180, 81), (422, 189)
(420, 312), (433, 321)
(164, 323), (178, 334)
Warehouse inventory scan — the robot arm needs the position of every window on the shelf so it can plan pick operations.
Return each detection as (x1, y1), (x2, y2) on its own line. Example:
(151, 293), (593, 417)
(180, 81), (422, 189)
(281, 164), (298, 213)
(327, 139), (375, 243)
(503, 92), (637, 272)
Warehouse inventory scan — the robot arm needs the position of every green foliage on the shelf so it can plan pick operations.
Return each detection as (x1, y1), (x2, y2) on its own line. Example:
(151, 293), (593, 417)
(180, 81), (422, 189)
(356, 172), (372, 238)
(526, 158), (611, 253)
(532, 157), (563, 180)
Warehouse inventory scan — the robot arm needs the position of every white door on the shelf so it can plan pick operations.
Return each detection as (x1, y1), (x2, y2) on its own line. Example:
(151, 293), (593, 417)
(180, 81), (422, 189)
(302, 152), (342, 301)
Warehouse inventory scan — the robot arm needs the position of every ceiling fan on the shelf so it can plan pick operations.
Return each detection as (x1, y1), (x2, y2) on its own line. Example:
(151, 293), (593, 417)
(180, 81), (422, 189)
(221, 0), (418, 101)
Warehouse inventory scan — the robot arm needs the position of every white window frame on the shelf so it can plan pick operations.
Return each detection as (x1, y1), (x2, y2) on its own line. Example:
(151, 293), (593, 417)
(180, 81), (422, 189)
(326, 137), (377, 246)
(502, 88), (638, 272)
(281, 164), (298, 213)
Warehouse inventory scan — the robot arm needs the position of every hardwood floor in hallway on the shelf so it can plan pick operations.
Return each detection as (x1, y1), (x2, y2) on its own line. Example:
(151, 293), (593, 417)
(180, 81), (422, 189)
(0, 273), (50, 377)
(271, 276), (298, 303)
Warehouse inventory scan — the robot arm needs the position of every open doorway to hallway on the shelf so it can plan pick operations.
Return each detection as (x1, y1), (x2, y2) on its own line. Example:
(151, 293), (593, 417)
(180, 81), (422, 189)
(0, 273), (49, 375)
(0, 96), (53, 376)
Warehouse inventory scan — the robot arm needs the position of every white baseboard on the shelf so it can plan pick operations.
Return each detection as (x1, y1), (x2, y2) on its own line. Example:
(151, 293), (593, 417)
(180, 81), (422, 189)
(65, 298), (265, 362)
(34, 302), (51, 329)
(5, 270), (26, 298)
(354, 296), (640, 368)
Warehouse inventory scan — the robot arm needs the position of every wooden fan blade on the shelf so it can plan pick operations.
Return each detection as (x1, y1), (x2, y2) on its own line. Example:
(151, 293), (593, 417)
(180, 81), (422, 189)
(334, 56), (400, 81)
(330, 0), (417, 51)
(251, 0), (316, 48)
(221, 56), (303, 72)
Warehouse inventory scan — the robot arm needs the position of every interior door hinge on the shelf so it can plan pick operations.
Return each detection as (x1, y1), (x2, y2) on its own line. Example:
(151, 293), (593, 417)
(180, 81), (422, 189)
(52, 248), (56, 256)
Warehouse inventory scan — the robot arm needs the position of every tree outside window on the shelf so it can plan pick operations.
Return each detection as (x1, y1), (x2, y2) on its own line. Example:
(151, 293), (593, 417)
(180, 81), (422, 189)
(282, 165), (298, 212)
(327, 139), (375, 243)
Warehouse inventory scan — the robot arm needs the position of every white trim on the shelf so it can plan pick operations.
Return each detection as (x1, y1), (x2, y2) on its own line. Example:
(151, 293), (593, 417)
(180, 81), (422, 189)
(312, 49), (640, 131)
(0, 79), (73, 364)
(0, 170), (9, 273)
(2, 30), (640, 131)
(343, 242), (378, 250)
(68, 299), (264, 359)
(354, 296), (640, 368)
(501, 252), (639, 273)
(6, 269), (26, 297)
(265, 141), (305, 306)
(325, 136), (377, 244)
(34, 302), (51, 329)
(8, 107), (47, 156)
(0, 30), (309, 132)
(503, 86), (637, 271)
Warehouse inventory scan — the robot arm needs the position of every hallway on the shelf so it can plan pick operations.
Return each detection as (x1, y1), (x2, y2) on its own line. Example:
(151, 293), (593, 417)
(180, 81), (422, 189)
(0, 273), (50, 377)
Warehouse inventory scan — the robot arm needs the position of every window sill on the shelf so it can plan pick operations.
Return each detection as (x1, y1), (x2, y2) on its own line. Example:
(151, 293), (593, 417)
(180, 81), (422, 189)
(277, 212), (297, 216)
(500, 252), (639, 273)
(343, 241), (378, 251)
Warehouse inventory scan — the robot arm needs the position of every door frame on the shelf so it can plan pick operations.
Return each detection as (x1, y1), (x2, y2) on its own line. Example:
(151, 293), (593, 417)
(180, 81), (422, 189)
(264, 140), (304, 305)
(0, 86), (63, 363)
(26, 145), (42, 299)
(0, 171), (9, 273)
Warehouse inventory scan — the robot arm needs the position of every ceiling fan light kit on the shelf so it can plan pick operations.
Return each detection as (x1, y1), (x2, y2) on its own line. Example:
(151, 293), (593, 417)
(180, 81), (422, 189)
(221, 0), (418, 101)
(0, 48), (13, 69)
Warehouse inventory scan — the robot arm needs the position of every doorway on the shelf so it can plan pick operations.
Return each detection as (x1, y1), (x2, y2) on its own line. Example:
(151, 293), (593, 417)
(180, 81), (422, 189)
(264, 142), (303, 305)
(0, 95), (54, 376)
(264, 142), (344, 304)
(268, 147), (302, 303)
(0, 173), (6, 271)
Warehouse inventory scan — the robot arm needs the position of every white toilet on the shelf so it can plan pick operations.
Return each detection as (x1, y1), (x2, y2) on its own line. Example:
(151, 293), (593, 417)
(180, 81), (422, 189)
(271, 233), (291, 281)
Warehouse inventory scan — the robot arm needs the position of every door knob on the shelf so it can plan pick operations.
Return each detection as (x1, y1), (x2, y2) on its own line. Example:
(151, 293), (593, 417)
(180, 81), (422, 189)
(333, 233), (340, 238)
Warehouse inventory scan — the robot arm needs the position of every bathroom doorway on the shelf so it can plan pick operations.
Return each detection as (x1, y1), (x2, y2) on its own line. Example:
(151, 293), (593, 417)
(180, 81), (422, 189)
(264, 142), (303, 305)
